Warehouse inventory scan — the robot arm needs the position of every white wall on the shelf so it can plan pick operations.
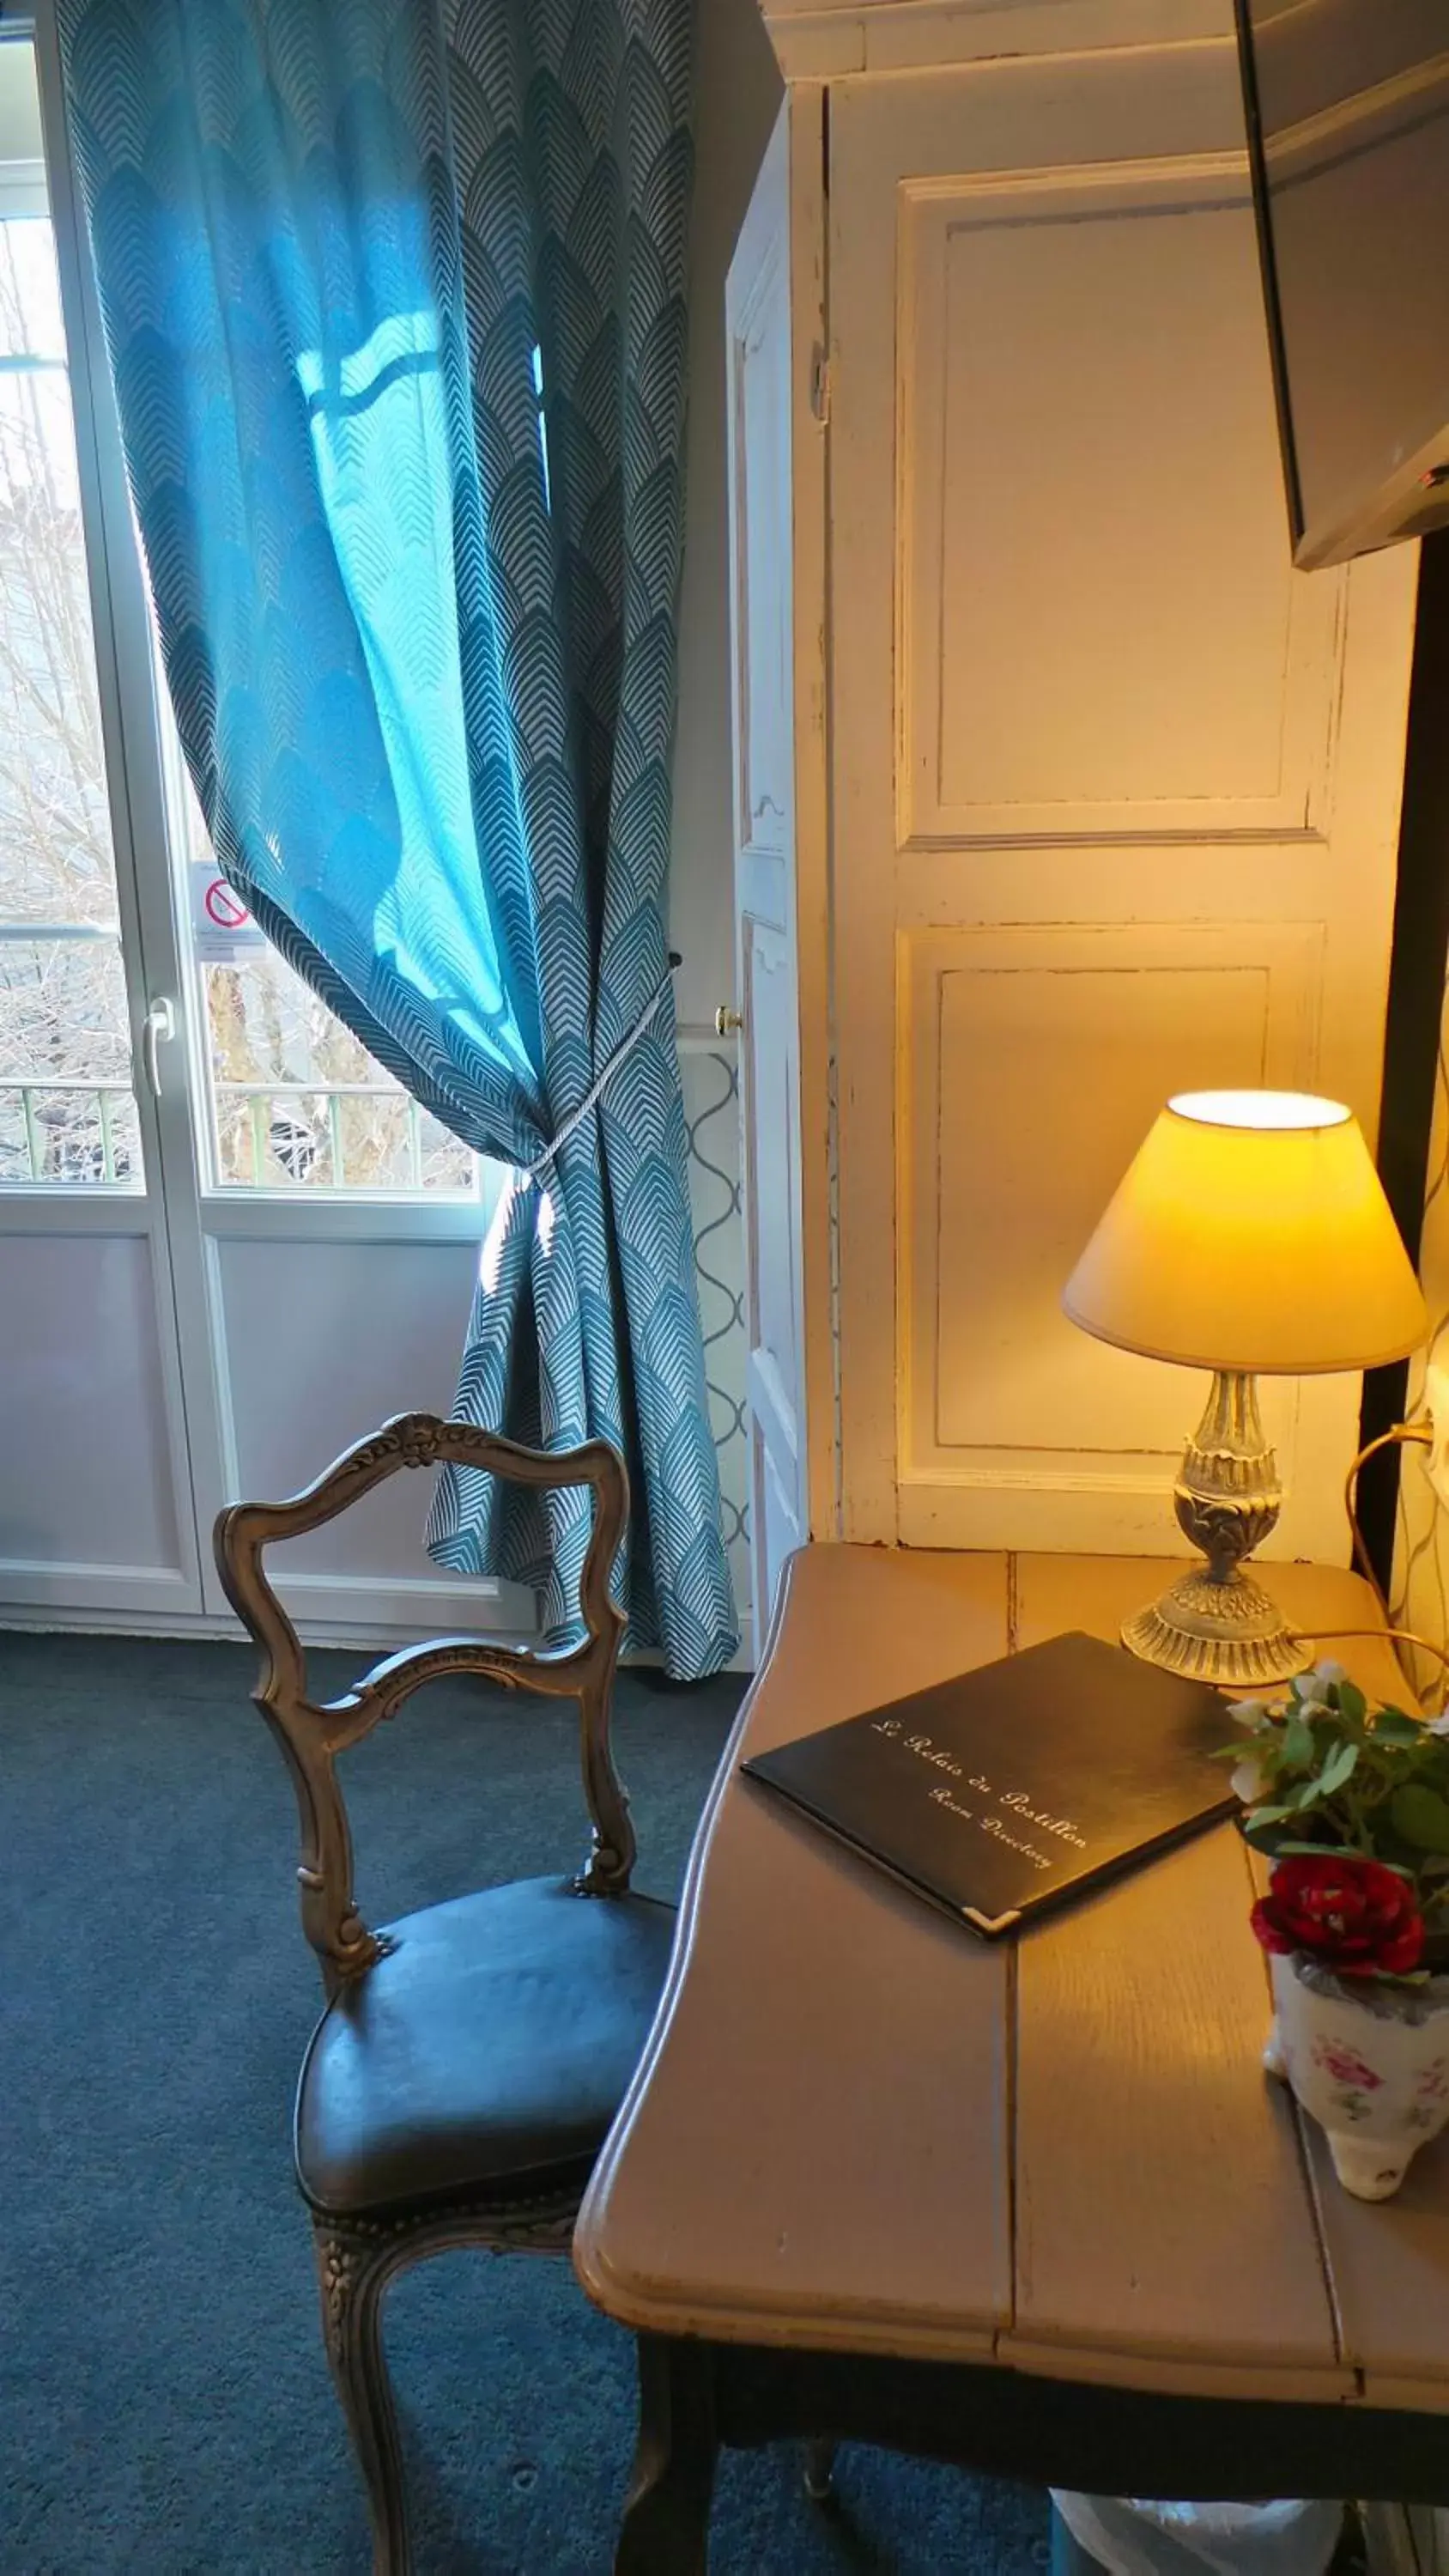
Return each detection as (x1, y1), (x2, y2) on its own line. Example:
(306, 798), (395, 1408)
(672, 0), (784, 1032)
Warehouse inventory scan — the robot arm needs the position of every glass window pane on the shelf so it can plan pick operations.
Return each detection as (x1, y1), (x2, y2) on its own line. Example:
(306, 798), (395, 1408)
(0, 215), (65, 362)
(196, 912), (487, 1198)
(0, 243), (118, 932)
(203, 953), (378, 1089)
(211, 1089), (335, 1188)
(336, 1091), (410, 1189)
(419, 1111), (476, 1192)
(103, 1086), (141, 1182)
(211, 1092), (260, 1188)
(0, 1084), (29, 1179)
(261, 1092), (333, 1187)
(0, 176), (141, 1191)
(0, 934), (130, 1080)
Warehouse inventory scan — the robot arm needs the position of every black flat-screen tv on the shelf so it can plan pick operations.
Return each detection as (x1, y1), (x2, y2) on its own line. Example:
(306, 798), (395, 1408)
(1235, 0), (1449, 568)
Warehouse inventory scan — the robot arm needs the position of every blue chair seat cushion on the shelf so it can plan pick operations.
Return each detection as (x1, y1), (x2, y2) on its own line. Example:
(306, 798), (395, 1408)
(294, 1875), (676, 2219)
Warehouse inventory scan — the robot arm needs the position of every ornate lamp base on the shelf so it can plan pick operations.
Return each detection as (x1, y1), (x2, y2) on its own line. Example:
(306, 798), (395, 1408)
(1121, 1368), (1308, 1691)
(1122, 1568), (1306, 1687)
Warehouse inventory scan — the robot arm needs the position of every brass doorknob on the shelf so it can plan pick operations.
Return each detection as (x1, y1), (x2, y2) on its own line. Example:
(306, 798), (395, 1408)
(714, 1005), (743, 1036)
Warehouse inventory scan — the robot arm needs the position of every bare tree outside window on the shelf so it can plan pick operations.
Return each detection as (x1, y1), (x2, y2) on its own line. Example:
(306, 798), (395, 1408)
(0, 213), (140, 1184)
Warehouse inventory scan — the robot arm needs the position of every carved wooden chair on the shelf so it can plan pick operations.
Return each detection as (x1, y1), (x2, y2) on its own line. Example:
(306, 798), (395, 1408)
(214, 1413), (674, 2576)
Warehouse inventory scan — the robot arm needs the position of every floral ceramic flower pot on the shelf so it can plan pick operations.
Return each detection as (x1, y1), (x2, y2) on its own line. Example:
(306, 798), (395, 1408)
(1264, 1950), (1449, 2200)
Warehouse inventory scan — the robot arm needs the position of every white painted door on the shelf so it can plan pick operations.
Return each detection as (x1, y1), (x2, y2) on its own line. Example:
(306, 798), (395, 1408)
(725, 101), (829, 1637)
(828, 17), (1421, 1564)
(0, 22), (530, 1644)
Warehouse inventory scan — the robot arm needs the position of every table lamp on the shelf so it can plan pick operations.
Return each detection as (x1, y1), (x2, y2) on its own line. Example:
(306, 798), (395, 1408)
(1063, 1091), (1428, 1687)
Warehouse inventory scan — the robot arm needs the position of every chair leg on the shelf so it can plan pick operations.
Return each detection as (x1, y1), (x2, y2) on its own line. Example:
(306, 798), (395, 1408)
(803, 2437), (838, 2502)
(314, 2221), (410, 2576)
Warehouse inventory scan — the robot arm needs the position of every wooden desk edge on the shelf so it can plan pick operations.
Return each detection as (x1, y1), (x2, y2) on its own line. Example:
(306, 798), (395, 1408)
(568, 2257), (1366, 2400)
(574, 1546), (810, 2307)
(1361, 2372), (1449, 2420)
(571, 2239), (1001, 2362)
(993, 2330), (1355, 2408)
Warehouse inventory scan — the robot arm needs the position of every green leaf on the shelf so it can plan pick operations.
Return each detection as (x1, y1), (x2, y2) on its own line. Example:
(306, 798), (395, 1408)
(1389, 1783), (1449, 1854)
(1315, 1741), (1361, 1796)
(1373, 1707), (1422, 1745)
(1243, 1802), (1301, 1833)
(1289, 1777), (1332, 1809)
(1336, 1681), (1367, 1728)
(1282, 1716), (1316, 1770)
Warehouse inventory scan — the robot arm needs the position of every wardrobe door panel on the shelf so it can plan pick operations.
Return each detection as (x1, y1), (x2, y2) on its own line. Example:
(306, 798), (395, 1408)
(830, 32), (1419, 1558)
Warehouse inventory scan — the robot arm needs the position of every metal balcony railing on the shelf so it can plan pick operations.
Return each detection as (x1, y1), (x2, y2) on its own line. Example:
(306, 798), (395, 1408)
(211, 1079), (478, 1194)
(0, 1076), (137, 1184)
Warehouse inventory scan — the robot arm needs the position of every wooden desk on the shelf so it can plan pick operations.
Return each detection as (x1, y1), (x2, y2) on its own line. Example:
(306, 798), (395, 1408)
(573, 1548), (1449, 2572)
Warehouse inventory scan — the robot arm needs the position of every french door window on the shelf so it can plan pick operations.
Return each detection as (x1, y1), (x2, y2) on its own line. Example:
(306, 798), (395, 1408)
(1, 19), (518, 1649)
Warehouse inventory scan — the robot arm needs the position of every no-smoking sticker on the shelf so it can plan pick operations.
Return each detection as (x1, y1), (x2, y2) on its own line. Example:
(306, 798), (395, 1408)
(204, 878), (250, 930)
(190, 860), (264, 962)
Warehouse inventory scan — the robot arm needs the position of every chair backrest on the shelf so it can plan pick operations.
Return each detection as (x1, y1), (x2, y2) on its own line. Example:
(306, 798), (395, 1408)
(215, 1413), (632, 1996)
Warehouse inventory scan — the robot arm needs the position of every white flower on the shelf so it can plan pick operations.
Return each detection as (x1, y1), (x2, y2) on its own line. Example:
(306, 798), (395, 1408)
(1228, 1697), (1271, 1729)
(1232, 1755), (1268, 1803)
(1290, 1661), (1343, 1707)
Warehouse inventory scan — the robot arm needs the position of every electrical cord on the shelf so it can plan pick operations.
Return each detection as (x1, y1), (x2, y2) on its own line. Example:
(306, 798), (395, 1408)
(1337, 1421), (1449, 1711)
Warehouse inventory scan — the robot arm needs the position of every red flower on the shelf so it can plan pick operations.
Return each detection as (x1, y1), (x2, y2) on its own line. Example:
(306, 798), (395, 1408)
(1251, 1854), (1424, 1977)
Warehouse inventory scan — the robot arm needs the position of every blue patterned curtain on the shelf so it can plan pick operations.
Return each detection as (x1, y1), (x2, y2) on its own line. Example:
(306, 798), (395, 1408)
(58, 0), (736, 1675)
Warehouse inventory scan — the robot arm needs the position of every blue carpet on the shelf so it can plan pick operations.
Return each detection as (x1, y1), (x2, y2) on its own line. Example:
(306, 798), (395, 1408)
(0, 1630), (1051, 2574)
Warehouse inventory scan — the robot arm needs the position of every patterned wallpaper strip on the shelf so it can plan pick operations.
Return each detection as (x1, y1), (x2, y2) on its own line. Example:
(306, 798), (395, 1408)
(679, 1036), (751, 1647)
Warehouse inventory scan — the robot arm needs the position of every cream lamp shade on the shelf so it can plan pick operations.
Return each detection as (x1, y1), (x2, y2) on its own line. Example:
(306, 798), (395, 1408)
(1064, 1090), (1427, 1376)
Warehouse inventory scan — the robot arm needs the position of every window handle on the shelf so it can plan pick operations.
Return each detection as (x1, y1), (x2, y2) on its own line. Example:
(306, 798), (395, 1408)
(142, 996), (176, 1099)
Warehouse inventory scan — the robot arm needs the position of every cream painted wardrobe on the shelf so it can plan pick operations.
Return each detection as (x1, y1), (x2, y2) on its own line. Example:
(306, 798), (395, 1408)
(725, 0), (1421, 1631)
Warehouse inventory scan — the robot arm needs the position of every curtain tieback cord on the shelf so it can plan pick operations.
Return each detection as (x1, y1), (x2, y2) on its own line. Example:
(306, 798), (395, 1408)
(521, 952), (682, 1185)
